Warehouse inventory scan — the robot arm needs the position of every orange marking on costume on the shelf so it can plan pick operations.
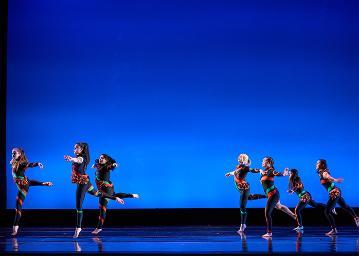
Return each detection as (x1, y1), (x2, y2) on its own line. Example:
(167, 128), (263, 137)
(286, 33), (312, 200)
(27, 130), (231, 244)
(267, 189), (277, 198)
(99, 205), (107, 212)
(261, 176), (274, 182)
(17, 198), (23, 205)
(21, 188), (27, 196)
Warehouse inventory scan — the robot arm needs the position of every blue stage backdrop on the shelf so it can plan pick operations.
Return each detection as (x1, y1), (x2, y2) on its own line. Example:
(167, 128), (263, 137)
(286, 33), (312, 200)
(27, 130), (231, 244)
(6, 0), (358, 209)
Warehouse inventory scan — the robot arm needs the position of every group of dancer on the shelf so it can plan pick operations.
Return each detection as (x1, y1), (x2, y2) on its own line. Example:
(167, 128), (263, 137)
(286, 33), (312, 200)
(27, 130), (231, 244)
(225, 154), (359, 237)
(10, 142), (140, 238)
(9, 145), (358, 238)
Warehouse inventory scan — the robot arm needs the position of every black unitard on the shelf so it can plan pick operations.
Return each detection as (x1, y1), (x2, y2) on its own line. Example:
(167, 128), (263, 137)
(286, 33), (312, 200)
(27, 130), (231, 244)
(260, 167), (284, 233)
(290, 176), (326, 227)
(232, 164), (259, 225)
(318, 169), (357, 229)
(12, 162), (48, 226)
(71, 156), (118, 228)
(94, 161), (135, 229)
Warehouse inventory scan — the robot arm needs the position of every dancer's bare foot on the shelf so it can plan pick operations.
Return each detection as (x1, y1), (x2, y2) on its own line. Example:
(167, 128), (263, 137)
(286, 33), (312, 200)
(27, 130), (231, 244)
(116, 198), (125, 204)
(325, 228), (338, 236)
(91, 228), (102, 235)
(11, 226), (19, 236)
(73, 228), (82, 238)
(354, 217), (359, 227)
(238, 224), (246, 232)
(293, 226), (304, 231)
(262, 232), (272, 238)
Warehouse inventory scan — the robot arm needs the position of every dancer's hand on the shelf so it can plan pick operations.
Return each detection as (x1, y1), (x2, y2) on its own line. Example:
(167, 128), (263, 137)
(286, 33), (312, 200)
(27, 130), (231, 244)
(91, 164), (95, 168)
(225, 172), (231, 177)
(38, 163), (44, 169)
(113, 163), (118, 168)
(335, 178), (344, 183)
(64, 155), (72, 162)
(116, 197), (125, 204)
(132, 194), (140, 199)
(283, 168), (289, 176)
(43, 182), (53, 186)
(259, 169), (265, 175)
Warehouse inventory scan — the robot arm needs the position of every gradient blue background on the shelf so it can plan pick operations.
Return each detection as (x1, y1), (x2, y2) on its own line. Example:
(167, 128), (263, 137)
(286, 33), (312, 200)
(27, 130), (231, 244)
(7, 0), (358, 209)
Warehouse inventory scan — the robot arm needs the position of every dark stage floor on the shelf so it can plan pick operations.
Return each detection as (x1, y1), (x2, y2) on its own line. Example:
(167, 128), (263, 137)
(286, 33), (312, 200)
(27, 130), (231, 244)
(0, 226), (358, 255)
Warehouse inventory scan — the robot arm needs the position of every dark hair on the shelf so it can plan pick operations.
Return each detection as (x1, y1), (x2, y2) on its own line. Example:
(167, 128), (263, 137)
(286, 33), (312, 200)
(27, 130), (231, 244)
(76, 142), (90, 169)
(288, 168), (299, 192)
(264, 156), (274, 168)
(101, 154), (116, 166)
(11, 147), (28, 170)
(318, 159), (327, 169)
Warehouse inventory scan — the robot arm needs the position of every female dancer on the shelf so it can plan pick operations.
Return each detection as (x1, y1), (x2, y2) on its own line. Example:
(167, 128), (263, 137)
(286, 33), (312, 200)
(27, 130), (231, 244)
(64, 142), (124, 238)
(259, 156), (289, 237)
(225, 153), (260, 232)
(225, 154), (295, 233)
(10, 147), (53, 236)
(316, 159), (359, 235)
(288, 168), (327, 231)
(91, 154), (140, 235)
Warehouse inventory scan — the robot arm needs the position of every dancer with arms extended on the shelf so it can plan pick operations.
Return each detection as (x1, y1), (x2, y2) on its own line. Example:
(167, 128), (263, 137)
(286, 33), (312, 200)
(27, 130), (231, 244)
(225, 153), (260, 232)
(10, 147), (53, 236)
(64, 142), (125, 238)
(288, 168), (328, 231)
(316, 159), (359, 235)
(91, 153), (140, 235)
(259, 156), (289, 238)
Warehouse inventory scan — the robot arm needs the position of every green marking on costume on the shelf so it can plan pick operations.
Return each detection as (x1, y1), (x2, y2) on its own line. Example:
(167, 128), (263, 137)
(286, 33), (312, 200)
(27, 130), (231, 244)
(15, 184), (27, 197)
(76, 210), (83, 213)
(327, 183), (335, 192)
(265, 185), (275, 195)
(96, 177), (111, 185)
(298, 190), (307, 198)
(234, 180), (240, 191)
(87, 185), (94, 192)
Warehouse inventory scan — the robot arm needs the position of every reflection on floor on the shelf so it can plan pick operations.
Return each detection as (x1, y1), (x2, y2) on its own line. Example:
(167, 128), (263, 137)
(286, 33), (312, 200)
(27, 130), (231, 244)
(0, 226), (358, 255)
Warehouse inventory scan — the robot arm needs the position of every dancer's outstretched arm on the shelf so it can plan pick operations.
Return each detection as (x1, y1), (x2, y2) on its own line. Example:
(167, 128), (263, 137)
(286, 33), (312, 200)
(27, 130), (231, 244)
(322, 172), (343, 183)
(64, 155), (83, 164)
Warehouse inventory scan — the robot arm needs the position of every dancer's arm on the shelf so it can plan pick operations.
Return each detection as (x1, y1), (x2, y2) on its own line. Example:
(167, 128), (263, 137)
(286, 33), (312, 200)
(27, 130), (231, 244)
(64, 155), (83, 163)
(91, 160), (100, 169)
(115, 192), (139, 199)
(225, 166), (238, 177)
(322, 171), (343, 183)
(273, 168), (289, 177)
(26, 162), (44, 168)
(107, 162), (118, 171)
(288, 177), (302, 193)
(249, 168), (260, 173)
(225, 165), (241, 177)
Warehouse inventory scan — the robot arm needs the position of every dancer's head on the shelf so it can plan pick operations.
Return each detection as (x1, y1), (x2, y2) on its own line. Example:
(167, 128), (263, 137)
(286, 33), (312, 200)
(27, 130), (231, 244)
(98, 154), (116, 165)
(74, 142), (90, 167)
(262, 156), (274, 168)
(289, 168), (298, 178)
(316, 159), (327, 170)
(11, 147), (28, 168)
(288, 168), (299, 191)
(238, 154), (251, 166)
